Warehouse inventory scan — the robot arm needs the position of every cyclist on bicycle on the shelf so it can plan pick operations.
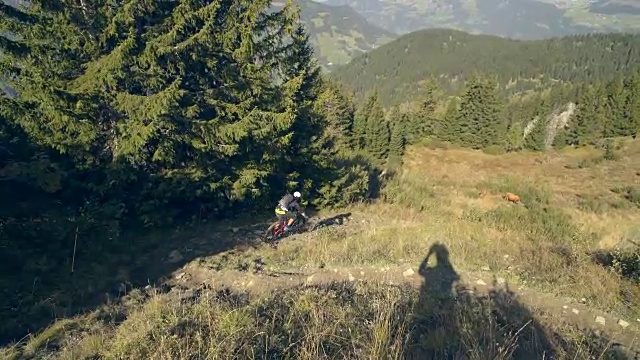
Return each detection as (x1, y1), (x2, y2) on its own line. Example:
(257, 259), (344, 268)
(274, 191), (308, 231)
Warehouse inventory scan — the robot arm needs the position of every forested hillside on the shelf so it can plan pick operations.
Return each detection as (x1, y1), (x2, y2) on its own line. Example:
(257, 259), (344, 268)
(333, 56), (639, 162)
(0, 0), (378, 343)
(332, 29), (640, 106)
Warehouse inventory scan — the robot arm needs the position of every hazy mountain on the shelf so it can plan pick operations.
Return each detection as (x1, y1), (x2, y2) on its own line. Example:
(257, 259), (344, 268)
(274, 0), (396, 68)
(316, 0), (640, 39)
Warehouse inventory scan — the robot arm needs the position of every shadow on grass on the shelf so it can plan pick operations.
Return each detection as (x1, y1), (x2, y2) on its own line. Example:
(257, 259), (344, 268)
(261, 212), (353, 247)
(0, 212), (277, 348)
(0, 209), (360, 349)
(407, 243), (633, 359)
(8, 244), (637, 358)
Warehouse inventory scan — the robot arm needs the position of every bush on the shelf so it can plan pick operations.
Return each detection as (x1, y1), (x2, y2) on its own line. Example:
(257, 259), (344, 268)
(611, 186), (640, 207)
(603, 139), (619, 161)
(314, 151), (382, 209)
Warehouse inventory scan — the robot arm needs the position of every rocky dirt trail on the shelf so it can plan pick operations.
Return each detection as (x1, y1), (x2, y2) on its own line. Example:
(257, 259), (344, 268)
(142, 214), (640, 358)
(162, 255), (640, 358)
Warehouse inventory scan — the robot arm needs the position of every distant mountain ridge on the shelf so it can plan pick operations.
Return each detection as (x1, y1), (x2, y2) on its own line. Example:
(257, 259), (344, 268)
(316, 0), (640, 40)
(273, 0), (396, 68)
(330, 28), (640, 105)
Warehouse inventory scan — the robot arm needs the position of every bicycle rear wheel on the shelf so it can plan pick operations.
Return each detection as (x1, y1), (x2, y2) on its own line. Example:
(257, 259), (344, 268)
(264, 221), (281, 241)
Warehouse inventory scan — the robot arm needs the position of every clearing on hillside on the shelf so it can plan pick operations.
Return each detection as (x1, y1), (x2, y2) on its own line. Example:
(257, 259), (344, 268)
(2, 139), (640, 359)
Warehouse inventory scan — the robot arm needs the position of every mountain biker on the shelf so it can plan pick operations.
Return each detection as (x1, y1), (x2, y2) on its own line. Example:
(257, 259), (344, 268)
(275, 191), (308, 231)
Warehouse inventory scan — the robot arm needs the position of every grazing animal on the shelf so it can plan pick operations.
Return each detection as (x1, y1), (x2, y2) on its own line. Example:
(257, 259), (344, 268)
(502, 192), (521, 204)
(478, 189), (487, 198)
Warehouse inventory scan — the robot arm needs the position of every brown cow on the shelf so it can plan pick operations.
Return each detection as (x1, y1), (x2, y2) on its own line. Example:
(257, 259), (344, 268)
(502, 192), (521, 204)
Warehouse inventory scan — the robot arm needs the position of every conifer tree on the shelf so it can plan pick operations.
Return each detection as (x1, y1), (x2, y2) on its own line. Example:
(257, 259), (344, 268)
(524, 99), (550, 151)
(603, 75), (626, 137)
(389, 110), (406, 157)
(505, 120), (524, 152)
(524, 117), (547, 151)
(456, 76), (505, 149)
(406, 79), (439, 143)
(567, 84), (606, 146)
(314, 80), (354, 152)
(365, 95), (390, 160)
(278, 24), (328, 195)
(0, 0), (107, 163)
(438, 97), (460, 142)
(353, 93), (377, 149)
(622, 73), (640, 137)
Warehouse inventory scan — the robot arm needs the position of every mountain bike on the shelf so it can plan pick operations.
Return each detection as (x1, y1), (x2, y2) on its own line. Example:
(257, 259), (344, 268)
(263, 213), (310, 245)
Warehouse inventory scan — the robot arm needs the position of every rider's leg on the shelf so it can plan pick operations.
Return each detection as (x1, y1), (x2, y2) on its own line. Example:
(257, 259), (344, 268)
(276, 213), (286, 229)
(284, 213), (295, 229)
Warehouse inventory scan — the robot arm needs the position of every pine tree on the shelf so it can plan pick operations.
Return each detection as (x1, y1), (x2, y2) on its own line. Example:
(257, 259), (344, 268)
(389, 110), (406, 157)
(622, 73), (640, 138)
(314, 80), (355, 152)
(505, 120), (524, 152)
(353, 93), (378, 149)
(524, 99), (550, 151)
(0, 0), (107, 163)
(567, 84), (607, 146)
(438, 97), (460, 142)
(406, 79), (439, 143)
(365, 96), (390, 160)
(603, 75), (626, 137)
(456, 75), (505, 149)
(524, 117), (547, 151)
(277, 24), (328, 195)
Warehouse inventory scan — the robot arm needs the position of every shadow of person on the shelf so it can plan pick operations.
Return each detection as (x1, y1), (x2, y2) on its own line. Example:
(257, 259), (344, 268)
(405, 242), (634, 359)
(417, 242), (460, 300)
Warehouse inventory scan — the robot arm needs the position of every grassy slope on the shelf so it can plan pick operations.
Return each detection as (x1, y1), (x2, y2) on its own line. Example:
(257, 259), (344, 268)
(3, 139), (640, 359)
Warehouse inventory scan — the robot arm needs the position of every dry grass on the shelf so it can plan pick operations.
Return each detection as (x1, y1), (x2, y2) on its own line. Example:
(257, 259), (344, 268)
(232, 139), (640, 317)
(7, 282), (628, 360)
(4, 139), (640, 359)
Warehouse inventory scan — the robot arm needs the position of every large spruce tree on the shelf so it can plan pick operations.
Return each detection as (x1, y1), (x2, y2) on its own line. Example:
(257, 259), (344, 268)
(455, 75), (505, 149)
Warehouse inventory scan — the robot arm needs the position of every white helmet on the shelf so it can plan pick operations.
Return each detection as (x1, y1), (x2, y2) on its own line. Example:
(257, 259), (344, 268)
(293, 191), (301, 198)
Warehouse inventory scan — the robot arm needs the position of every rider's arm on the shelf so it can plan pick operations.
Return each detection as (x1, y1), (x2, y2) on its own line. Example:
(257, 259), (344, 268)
(292, 201), (307, 217)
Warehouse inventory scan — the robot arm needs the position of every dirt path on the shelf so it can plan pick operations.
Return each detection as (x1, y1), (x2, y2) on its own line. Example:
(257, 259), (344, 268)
(164, 260), (640, 357)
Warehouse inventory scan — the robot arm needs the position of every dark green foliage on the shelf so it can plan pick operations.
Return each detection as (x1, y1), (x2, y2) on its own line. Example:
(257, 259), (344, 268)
(332, 29), (640, 106)
(365, 95), (390, 160)
(352, 93), (376, 149)
(0, 0), (382, 344)
(405, 79), (439, 143)
(453, 76), (505, 149)
(566, 84), (607, 146)
(438, 97), (460, 143)
(602, 139), (619, 161)
(505, 120), (524, 152)
(389, 111), (406, 158)
(315, 79), (355, 151)
(621, 74), (640, 138)
(524, 99), (551, 151)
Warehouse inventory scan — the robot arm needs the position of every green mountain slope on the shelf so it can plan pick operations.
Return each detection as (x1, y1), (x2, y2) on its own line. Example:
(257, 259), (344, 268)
(318, 0), (640, 40)
(273, 0), (396, 68)
(331, 28), (640, 105)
